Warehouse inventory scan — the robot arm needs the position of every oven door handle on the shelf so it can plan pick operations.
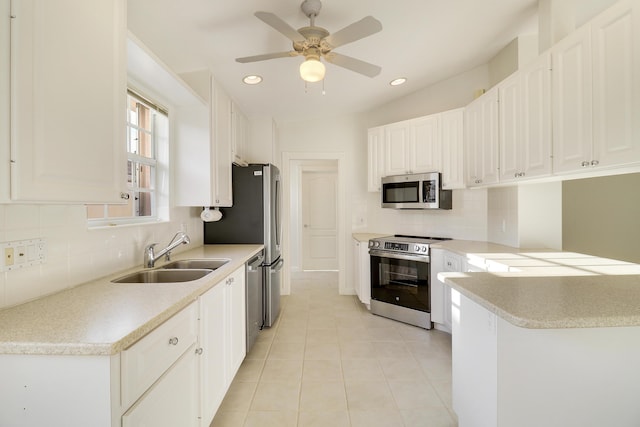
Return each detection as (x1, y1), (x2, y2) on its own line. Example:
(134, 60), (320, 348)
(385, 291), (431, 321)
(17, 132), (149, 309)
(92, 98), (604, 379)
(369, 249), (430, 263)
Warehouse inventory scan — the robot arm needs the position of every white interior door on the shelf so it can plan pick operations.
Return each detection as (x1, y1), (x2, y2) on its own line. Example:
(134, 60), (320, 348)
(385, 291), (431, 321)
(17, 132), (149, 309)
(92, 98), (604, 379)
(301, 168), (338, 271)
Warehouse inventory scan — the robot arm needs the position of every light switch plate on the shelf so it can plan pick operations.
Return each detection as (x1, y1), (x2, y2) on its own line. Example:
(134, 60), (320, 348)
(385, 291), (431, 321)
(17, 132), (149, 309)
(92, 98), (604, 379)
(0, 239), (47, 272)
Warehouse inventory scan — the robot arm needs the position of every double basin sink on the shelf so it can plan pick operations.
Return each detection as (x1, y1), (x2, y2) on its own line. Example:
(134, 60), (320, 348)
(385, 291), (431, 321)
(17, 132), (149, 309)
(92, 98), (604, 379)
(112, 259), (230, 284)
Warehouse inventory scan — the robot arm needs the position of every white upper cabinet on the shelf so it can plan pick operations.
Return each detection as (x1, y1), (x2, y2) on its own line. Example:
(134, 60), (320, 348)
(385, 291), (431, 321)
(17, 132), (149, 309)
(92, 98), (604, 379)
(175, 71), (233, 207)
(520, 54), (553, 178)
(551, 26), (594, 173)
(465, 86), (499, 187)
(499, 54), (552, 183)
(440, 108), (465, 190)
(384, 116), (442, 176)
(411, 114), (442, 174)
(231, 101), (249, 166)
(368, 109), (463, 191)
(553, 0), (640, 174)
(384, 121), (413, 176)
(591, 0), (640, 168)
(367, 126), (385, 192)
(8, 0), (127, 203)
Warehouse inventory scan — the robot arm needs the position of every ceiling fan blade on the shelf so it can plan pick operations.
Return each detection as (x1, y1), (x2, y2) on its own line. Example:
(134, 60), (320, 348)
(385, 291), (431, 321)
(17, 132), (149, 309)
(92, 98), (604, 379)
(236, 51), (298, 63)
(324, 52), (381, 78)
(255, 11), (305, 43)
(324, 16), (382, 49)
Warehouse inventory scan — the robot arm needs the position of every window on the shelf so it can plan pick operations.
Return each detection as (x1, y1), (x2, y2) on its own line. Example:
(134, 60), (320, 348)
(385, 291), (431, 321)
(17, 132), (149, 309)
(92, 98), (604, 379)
(87, 91), (169, 226)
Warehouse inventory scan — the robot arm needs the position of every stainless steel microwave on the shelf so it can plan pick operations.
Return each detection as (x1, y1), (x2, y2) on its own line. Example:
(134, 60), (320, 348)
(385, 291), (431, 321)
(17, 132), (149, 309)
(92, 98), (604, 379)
(381, 172), (452, 210)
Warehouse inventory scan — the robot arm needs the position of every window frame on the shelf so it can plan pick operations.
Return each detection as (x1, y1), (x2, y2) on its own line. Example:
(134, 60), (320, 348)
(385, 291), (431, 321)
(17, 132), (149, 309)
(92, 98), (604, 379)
(87, 90), (169, 228)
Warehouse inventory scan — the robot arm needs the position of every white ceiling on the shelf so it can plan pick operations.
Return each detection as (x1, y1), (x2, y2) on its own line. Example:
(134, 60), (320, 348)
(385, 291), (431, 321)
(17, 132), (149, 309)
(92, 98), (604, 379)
(128, 0), (538, 122)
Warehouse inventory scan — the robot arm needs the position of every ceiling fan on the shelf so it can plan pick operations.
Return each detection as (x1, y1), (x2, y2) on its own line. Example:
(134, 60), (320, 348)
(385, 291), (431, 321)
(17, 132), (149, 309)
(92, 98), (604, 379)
(236, 0), (383, 83)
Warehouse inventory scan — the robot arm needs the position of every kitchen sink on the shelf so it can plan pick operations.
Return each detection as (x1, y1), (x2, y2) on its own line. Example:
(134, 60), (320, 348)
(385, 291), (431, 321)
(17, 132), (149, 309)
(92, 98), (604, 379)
(161, 258), (230, 270)
(112, 269), (212, 284)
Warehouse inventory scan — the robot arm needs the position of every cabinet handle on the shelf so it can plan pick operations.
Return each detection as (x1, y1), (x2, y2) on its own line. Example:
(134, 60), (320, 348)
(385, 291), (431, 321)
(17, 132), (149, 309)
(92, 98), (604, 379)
(120, 192), (130, 200)
(581, 161), (590, 167)
(168, 337), (179, 346)
(195, 347), (203, 355)
(591, 160), (599, 166)
(447, 261), (452, 267)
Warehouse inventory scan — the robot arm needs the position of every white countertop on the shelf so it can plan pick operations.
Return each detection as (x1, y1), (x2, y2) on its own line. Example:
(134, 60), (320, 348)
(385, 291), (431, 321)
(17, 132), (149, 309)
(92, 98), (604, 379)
(0, 244), (263, 356)
(435, 240), (640, 329)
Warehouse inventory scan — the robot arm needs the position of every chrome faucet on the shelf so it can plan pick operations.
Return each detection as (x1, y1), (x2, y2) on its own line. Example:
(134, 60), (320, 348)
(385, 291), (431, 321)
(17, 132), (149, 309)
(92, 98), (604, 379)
(144, 232), (191, 268)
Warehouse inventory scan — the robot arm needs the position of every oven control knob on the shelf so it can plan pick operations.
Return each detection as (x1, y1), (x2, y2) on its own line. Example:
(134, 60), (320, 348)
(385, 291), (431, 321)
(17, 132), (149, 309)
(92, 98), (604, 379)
(414, 245), (420, 252)
(374, 241), (380, 248)
(422, 247), (428, 253)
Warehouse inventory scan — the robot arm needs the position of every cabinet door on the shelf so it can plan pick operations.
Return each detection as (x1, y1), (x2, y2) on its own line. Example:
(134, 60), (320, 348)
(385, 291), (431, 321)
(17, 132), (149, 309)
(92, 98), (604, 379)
(440, 108), (465, 189)
(591, 0), (640, 168)
(465, 88), (499, 186)
(451, 291), (498, 427)
(199, 282), (226, 424)
(520, 54), (552, 179)
(211, 78), (233, 207)
(429, 248), (445, 325)
(410, 115), (441, 173)
(352, 240), (362, 300)
(358, 241), (371, 306)
(9, 0), (126, 203)
(498, 73), (522, 182)
(231, 102), (248, 166)
(552, 27), (593, 174)
(367, 127), (385, 192)
(122, 348), (199, 427)
(384, 122), (412, 175)
(226, 266), (246, 380)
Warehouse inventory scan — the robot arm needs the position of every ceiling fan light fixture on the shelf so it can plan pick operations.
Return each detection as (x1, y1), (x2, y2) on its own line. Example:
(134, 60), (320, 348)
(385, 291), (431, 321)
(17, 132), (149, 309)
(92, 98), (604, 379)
(299, 57), (325, 82)
(242, 75), (263, 85)
(390, 77), (407, 86)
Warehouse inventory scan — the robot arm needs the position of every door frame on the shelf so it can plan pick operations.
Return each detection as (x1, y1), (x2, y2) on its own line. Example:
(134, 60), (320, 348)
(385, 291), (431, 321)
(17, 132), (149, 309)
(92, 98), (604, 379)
(281, 151), (347, 296)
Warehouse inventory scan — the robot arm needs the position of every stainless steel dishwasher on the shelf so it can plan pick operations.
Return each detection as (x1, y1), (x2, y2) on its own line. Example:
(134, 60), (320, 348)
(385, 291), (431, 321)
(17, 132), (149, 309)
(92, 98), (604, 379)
(246, 251), (264, 353)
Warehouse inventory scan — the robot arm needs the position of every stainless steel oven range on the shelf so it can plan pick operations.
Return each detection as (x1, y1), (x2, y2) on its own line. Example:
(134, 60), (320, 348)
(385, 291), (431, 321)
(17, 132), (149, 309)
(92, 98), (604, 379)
(369, 235), (451, 329)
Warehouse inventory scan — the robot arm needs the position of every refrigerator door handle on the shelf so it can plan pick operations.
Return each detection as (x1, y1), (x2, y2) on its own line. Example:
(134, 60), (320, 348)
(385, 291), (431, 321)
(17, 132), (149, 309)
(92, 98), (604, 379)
(275, 177), (281, 248)
(272, 258), (285, 271)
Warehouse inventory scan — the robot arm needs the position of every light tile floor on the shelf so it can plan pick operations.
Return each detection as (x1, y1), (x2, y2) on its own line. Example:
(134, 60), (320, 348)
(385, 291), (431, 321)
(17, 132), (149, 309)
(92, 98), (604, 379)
(211, 271), (457, 427)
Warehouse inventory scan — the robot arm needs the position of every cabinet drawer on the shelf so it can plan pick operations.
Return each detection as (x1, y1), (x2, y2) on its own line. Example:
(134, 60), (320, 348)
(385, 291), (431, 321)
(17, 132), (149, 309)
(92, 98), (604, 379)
(443, 253), (462, 272)
(121, 302), (198, 410)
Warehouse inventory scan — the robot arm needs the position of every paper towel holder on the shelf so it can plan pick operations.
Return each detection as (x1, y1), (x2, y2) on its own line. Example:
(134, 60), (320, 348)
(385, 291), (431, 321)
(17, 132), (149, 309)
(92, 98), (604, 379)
(201, 207), (222, 222)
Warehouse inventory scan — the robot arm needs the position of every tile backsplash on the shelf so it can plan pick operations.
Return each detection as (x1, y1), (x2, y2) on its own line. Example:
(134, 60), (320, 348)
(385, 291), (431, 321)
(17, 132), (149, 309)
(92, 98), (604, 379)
(364, 188), (489, 241)
(0, 204), (203, 309)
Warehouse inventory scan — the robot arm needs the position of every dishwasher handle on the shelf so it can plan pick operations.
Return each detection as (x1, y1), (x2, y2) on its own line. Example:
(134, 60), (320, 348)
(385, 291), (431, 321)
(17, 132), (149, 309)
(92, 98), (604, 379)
(248, 254), (264, 271)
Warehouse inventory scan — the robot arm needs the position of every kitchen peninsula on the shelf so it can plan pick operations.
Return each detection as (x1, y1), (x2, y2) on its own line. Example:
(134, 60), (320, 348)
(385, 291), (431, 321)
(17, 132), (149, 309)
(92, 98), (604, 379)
(438, 243), (640, 427)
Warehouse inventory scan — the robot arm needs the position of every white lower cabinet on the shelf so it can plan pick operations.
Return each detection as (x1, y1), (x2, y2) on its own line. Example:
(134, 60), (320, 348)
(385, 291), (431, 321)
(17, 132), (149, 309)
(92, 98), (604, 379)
(352, 238), (371, 307)
(431, 249), (488, 332)
(0, 267), (248, 427)
(199, 265), (246, 425)
(431, 249), (465, 332)
(122, 346), (199, 427)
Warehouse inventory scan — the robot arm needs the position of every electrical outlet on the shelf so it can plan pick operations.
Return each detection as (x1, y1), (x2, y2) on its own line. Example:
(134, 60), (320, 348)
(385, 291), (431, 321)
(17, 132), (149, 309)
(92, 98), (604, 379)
(0, 238), (47, 271)
(4, 247), (14, 266)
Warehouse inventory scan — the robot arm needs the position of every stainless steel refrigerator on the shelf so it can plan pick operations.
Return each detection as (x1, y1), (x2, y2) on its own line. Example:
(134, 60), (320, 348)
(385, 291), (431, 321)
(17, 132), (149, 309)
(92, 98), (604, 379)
(204, 164), (283, 328)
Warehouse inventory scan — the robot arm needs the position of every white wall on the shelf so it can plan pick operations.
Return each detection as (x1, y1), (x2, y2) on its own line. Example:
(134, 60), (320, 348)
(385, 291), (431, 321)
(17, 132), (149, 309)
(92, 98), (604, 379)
(365, 65), (491, 128)
(0, 204), (202, 309)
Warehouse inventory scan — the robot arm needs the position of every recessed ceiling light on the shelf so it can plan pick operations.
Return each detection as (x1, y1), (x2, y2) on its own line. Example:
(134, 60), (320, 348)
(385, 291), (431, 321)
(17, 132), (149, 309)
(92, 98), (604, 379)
(243, 75), (263, 85)
(389, 77), (407, 86)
